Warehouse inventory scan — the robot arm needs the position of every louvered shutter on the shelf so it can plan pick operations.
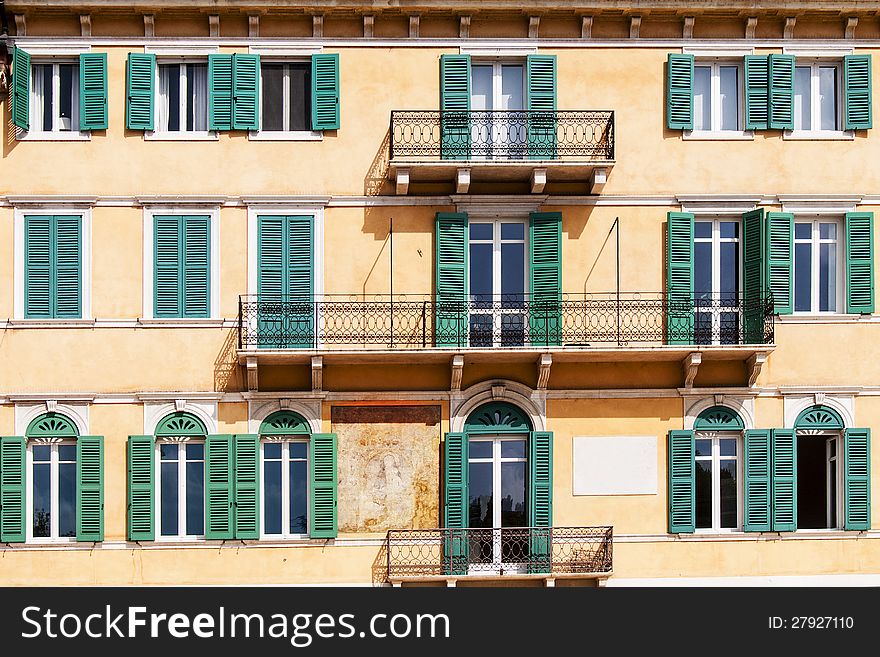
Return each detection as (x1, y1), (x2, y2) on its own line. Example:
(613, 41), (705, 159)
(771, 429), (797, 532)
(309, 433), (337, 539)
(440, 54), (471, 160)
(11, 47), (30, 130)
(154, 216), (182, 317)
(742, 209), (767, 342)
(76, 435), (104, 542)
(79, 53), (108, 131)
(233, 54), (260, 131)
(208, 54), (233, 131)
(257, 215), (285, 349)
(54, 215), (82, 318)
(126, 53), (155, 131)
(205, 434), (234, 540)
(529, 212), (562, 346)
(667, 430), (695, 533)
(744, 429), (771, 532)
(233, 434), (259, 540)
(844, 428), (871, 531)
(666, 212), (694, 345)
(0, 436), (26, 543)
(528, 431), (553, 574)
(766, 212), (794, 315)
(745, 55), (769, 131)
(311, 54), (340, 130)
(769, 54), (795, 130)
(666, 54), (694, 130)
(127, 435), (155, 541)
(845, 212), (874, 314)
(844, 55), (872, 130)
(182, 216), (210, 318)
(287, 216), (315, 348)
(443, 432), (468, 576)
(526, 54), (557, 160)
(24, 215), (52, 318)
(435, 212), (468, 348)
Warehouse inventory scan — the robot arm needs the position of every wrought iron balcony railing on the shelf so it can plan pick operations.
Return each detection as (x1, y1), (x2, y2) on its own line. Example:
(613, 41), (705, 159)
(389, 110), (615, 160)
(385, 526), (613, 580)
(238, 293), (775, 350)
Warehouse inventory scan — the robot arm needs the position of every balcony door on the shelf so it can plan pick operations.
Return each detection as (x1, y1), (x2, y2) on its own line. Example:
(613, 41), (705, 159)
(468, 220), (527, 347)
(693, 218), (741, 344)
(470, 63), (525, 159)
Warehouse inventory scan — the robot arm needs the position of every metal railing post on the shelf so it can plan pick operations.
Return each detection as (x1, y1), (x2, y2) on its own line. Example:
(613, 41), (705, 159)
(386, 531), (392, 582)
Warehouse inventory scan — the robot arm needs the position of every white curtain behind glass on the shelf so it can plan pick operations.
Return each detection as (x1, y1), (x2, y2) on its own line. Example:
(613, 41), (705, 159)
(189, 64), (208, 131)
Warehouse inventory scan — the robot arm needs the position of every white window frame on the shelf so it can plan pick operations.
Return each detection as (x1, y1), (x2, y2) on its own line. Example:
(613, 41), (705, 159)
(693, 217), (743, 344)
(259, 438), (310, 539)
(155, 439), (206, 541)
(146, 57), (217, 142)
(470, 59), (527, 159)
(249, 59), (321, 142)
(794, 430), (844, 531)
(17, 56), (89, 142)
(26, 439), (78, 544)
(792, 216), (844, 315)
(786, 59), (853, 141)
(685, 59), (753, 141)
(694, 432), (743, 533)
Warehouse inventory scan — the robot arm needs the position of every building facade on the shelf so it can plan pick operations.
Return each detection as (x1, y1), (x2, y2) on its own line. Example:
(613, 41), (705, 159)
(0, 0), (878, 586)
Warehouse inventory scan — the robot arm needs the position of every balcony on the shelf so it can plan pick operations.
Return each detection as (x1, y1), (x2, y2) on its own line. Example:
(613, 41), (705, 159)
(388, 110), (615, 194)
(384, 526), (613, 585)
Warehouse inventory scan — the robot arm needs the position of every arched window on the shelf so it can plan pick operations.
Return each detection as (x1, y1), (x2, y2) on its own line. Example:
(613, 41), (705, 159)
(693, 406), (744, 532)
(154, 412), (207, 539)
(794, 405), (846, 530)
(260, 411), (312, 538)
(444, 401), (552, 575)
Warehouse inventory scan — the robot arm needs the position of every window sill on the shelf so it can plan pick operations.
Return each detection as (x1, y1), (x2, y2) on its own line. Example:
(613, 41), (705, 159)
(777, 313), (874, 323)
(145, 131), (220, 142)
(248, 131), (323, 141)
(783, 130), (855, 141)
(17, 130), (90, 142)
(8, 318), (94, 327)
(137, 317), (226, 327)
(683, 130), (755, 141)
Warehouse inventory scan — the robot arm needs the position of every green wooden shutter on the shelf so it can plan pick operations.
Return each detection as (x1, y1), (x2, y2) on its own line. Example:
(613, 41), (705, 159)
(0, 436), (26, 543)
(844, 428), (871, 531)
(287, 216), (315, 348)
(208, 54), (233, 131)
(182, 216), (211, 318)
(666, 54), (694, 130)
(311, 53), (340, 131)
(443, 432), (468, 576)
(233, 434), (259, 540)
(154, 216), (182, 317)
(11, 47), (30, 130)
(233, 54), (260, 131)
(76, 435), (104, 542)
(844, 55), (872, 130)
(127, 435), (155, 541)
(126, 53), (155, 131)
(205, 434), (234, 540)
(257, 215), (285, 349)
(526, 54), (557, 160)
(528, 431), (553, 574)
(667, 430), (695, 533)
(24, 215), (52, 318)
(79, 53), (108, 131)
(666, 212), (694, 345)
(845, 212), (874, 314)
(742, 209), (767, 342)
(769, 54), (795, 130)
(744, 429), (771, 532)
(309, 433), (337, 539)
(435, 212), (468, 348)
(529, 212), (562, 346)
(440, 54), (471, 160)
(745, 55), (769, 131)
(54, 215), (82, 319)
(771, 428), (797, 532)
(766, 212), (794, 315)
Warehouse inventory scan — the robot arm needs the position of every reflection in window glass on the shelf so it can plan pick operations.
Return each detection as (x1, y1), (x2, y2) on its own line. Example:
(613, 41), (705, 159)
(818, 67), (838, 131)
(794, 66), (811, 131)
(719, 66), (738, 131)
(693, 66), (711, 131)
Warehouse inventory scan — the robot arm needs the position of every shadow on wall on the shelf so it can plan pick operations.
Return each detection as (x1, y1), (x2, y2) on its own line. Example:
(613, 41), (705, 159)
(364, 128), (392, 196)
(372, 538), (389, 586)
(214, 327), (242, 393)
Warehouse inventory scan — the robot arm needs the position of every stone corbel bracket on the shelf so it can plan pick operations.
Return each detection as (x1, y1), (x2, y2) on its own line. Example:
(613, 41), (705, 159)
(683, 352), (702, 388)
(311, 356), (323, 393)
(747, 352), (769, 388)
(246, 356), (259, 392)
(451, 354), (464, 392)
(537, 354), (552, 390)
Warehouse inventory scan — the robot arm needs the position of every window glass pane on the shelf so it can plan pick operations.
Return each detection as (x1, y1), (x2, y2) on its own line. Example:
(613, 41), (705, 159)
(471, 66), (493, 111)
(501, 223), (524, 241)
(694, 221), (711, 239)
(58, 461), (76, 537)
(695, 439), (711, 458)
(794, 222), (812, 240)
(500, 462), (526, 527)
(35, 64), (53, 132)
(794, 241), (812, 312)
(186, 443), (204, 461)
(261, 63), (285, 132)
(500, 242), (524, 300)
(794, 67), (811, 131)
(819, 241), (837, 312)
(186, 64), (208, 131)
(289, 63), (311, 132)
(695, 459), (712, 529)
(720, 438), (737, 458)
(720, 241), (739, 301)
(719, 458), (737, 528)
(694, 242), (712, 298)
(469, 441), (492, 459)
(290, 460), (308, 534)
(470, 223), (492, 241)
(160, 461), (179, 536)
(289, 442), (308, 460)
(160, 64), (180, 132)
(500, 65), (524, 111)
(818, 66), (838, 131)
(720, 222), (738, 239)
(185, 458), (204, 535)
(719, 311), (739, 345)
(160, 443), (179, 460)
(264, 442), (282, 459)
(719, 66), (739, 131)
(693, 66), (711, 131)
(468, 462), (493, 528)
(819, 222), (837, 240)
(501, 440), (526, 459)
(33, 445), (51, 462)
(500, 313), (524, 347)
(58, 64), (77, 131)
(694, 312), (712, 346)
(58, 445), (76, 462)
(33, 462), (51, 538)
(468, 314), (493, 347)
(263, 457), (282, 534)
(469, 243), (493, 300)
